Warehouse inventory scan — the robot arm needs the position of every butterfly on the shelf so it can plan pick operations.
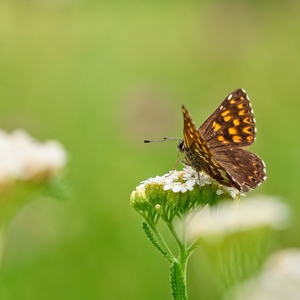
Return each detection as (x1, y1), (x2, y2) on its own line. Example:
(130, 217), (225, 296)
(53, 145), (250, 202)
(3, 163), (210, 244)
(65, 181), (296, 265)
(177, 88), (266, 192)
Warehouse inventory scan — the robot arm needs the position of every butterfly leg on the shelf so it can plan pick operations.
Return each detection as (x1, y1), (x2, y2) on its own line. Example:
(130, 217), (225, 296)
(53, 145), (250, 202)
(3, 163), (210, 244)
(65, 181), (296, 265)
(165, 158), (181, 177)
(197, 172), (201, 184)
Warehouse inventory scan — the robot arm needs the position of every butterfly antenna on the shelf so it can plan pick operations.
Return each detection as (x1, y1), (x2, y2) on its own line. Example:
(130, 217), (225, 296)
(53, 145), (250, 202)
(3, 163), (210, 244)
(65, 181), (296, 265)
(144, 137), (182, 143)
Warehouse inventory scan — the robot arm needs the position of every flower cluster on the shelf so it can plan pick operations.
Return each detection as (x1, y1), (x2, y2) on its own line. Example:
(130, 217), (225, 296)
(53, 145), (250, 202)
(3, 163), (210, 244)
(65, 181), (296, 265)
(130, 167), (240, 221)
(137, 166), (240, 198)
(0, 129), (67, 184)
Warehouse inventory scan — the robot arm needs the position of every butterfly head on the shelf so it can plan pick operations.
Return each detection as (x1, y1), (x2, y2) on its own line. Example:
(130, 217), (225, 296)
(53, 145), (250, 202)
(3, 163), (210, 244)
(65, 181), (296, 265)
(177, 140), (185, 153)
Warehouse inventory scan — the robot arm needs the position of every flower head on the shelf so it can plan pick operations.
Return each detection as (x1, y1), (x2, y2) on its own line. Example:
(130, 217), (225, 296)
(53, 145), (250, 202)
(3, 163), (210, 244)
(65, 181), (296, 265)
(0, 129), (68, 224)
(0, 129), (67, 185)
(130, 167), (240, 222)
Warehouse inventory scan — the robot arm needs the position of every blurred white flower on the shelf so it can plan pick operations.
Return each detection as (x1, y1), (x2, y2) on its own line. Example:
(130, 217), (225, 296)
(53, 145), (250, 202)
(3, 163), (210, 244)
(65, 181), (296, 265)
(187, 196), (289, 240)
(232, 248), (300, 300)
(0, 129), (67, 184)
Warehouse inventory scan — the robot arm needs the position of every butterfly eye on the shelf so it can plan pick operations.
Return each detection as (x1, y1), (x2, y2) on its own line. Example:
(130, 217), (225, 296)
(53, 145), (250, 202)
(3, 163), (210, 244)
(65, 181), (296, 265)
(177, 141), (185, 152)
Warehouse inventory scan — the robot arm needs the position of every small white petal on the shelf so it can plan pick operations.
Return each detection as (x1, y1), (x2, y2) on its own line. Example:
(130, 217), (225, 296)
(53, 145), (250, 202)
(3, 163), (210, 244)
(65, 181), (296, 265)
(163, 184), (172, 191)
(172, 185), (183, 193)
(229, 190), (237, 199)
(180, 186), (187, 193)
(216, 189), (224, 195)
(164, 178), (174, 184)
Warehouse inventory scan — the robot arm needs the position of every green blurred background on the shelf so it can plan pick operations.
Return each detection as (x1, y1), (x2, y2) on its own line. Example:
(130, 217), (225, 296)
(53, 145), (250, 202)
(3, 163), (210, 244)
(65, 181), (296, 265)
(0, 0), (300, 299)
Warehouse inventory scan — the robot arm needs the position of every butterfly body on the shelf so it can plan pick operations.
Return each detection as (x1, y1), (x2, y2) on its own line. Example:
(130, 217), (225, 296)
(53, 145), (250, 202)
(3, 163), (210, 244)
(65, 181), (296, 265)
(178, 89), (266, 192)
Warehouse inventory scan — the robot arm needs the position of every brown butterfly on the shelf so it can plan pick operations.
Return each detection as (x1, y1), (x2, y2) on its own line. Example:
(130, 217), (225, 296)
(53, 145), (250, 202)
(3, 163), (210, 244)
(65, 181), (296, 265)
(145, 89), (266, 192)
(177, 88), (266, 192)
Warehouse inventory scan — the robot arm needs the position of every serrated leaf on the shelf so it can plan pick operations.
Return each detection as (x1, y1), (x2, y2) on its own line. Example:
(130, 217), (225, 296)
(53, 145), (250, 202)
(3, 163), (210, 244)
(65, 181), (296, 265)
(142, 221), (170, 261)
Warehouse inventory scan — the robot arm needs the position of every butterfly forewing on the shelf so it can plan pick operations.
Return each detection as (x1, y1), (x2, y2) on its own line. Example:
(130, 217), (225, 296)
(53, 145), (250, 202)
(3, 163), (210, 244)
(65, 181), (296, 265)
(180, 88), (266, 192)
(199, 89), (256, 149)
(182, 106), (209, 151)
(181, 105), (242, 191)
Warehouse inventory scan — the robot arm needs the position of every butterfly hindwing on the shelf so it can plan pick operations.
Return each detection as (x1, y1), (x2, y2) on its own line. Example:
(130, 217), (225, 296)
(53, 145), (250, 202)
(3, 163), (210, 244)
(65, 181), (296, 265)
(212, 147), (267, 192)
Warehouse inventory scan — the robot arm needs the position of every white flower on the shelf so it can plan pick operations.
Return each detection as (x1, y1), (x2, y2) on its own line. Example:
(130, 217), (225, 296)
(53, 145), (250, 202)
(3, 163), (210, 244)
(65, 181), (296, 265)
(187, 196), (289, 240)
(136, 166), (239, 198)
(0, 129), (67, 184)
(138, 169), (197, 193)
(232, 249), (300, 300)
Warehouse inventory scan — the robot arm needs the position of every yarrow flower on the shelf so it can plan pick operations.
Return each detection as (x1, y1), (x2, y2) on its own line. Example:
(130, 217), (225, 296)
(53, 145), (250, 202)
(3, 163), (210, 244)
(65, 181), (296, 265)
(130, 167), (241, 222)
(0, 129), (67, 185)
(137, 166), (239, 196)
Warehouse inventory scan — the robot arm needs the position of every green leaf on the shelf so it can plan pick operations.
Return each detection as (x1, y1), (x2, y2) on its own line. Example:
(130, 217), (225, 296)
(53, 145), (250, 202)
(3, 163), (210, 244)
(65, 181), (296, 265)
(142, 221), (170, 261)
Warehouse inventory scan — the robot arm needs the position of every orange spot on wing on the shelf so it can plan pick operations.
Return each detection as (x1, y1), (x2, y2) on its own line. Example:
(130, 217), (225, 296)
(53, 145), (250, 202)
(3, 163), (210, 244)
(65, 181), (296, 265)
(232, 135), (242, 143)
(228, 127), (238, 135)
(221, 110), (231, 117)
(233, 119), (241, 126)
(217, 136), (229, 144)
(212, 121), (222, 131)
(246, 136), (253, 142)
(203, 147), (210, 154)
(243, 117), (252, 124)
(243, 126), (253, 134)
(248, 176), (257, 182)
(238, 110), (246, 116)
(224, 115), (232, 122)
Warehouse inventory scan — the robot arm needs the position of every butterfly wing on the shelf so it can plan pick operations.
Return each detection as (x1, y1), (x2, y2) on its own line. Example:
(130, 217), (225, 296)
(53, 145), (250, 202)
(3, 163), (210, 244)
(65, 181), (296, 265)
(199, 89), (256, 149)
(181, 105), (212, 171)
(212, 147), (267, 192)
(181, 105), (242, 191)
(182, 105), (210, 151)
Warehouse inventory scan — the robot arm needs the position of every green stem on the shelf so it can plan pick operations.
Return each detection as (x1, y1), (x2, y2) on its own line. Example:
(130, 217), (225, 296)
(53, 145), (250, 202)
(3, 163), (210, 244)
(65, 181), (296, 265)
(0, 225), (7, 268)
(168, 223), (184, 249)
(168, 221), (189, 300)
(170, 259), (188, 300)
